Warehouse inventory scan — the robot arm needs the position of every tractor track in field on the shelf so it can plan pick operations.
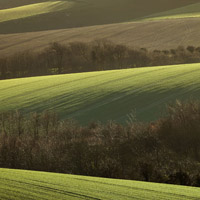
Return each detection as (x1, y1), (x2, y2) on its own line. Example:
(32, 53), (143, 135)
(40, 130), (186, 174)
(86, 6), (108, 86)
(0, 178), (101, 200)
(72, 177), (199, 200)
(28, 178), (142, 200)
(1, 176), (199, 200)
(0, 186), (42, 200)
(1, 168), (200, 200)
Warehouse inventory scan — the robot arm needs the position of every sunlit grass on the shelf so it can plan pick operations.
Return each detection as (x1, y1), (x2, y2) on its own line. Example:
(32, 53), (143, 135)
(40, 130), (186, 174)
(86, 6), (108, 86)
(0, 1), (73, 23)
(0, 168), (200, 200)
(1, 64), (200, 124)
(141, 2), (200, 21)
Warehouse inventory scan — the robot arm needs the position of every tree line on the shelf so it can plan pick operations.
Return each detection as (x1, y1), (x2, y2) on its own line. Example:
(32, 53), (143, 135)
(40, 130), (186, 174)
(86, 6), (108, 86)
(0, 100), (200, 187)
(1, 40), (200, 79)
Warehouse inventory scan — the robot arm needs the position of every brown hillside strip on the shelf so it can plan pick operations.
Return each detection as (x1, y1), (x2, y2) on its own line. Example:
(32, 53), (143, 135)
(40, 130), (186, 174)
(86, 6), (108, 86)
(0, 0), (199, 33)
(1, 18), (200, 56)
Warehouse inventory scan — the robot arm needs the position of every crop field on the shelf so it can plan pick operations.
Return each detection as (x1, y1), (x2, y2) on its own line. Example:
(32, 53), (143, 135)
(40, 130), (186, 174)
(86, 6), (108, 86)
(0, 168), (200, 200)
(1, 17), (200, 56)
(0, 0), (199, 34)
(141, 2), (200, 21)
(1, 63), (200, 124)
(1, 0), (200, 55)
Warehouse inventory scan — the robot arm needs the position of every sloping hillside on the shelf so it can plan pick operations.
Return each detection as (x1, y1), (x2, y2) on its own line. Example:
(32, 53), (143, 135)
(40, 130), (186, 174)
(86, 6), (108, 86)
(0, 0), (46, 9)
(1, 17), (200, 56)
(0, 1), (72, 23)
(0, 0), (199, 33)
(0, 168), (200, 200)
(1, 64), (200, 124)
(141, 2), (200, 21)
(1, 0), (200, 54)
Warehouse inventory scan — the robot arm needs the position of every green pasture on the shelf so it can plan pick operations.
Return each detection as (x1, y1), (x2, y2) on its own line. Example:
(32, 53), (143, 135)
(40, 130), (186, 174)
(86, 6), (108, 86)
(140, 2), (200, 21)
(0, 1), (72, 23)
(0, 168), (200, 200)
(1, 64), (200, 124)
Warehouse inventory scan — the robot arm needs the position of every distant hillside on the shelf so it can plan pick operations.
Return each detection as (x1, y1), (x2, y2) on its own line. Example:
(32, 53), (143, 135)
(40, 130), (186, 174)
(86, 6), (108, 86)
(0, 1), (72, 23)
(140, 2), (200, 21)
(0, 0), (46, 9)
(1, 17), (200, 56)
(0, 0), (199, 33)
(1, 63), (200, 124)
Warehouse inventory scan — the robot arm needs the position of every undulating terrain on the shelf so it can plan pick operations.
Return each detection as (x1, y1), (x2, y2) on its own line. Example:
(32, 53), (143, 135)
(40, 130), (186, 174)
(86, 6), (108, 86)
(0, 168), (200, 200)
(1, 0), (200, 198)
(1, 63), (200, 124)
(1, 17), (200, 56)
(139, 2), (200, 20)
(0, 0), (199, 33)
(1, 0), (200, 55)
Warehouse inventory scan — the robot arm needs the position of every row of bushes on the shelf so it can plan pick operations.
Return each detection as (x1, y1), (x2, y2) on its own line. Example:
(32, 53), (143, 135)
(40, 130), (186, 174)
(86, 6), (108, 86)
(0, 100), (200, 186)
(1, 40), (200, 79)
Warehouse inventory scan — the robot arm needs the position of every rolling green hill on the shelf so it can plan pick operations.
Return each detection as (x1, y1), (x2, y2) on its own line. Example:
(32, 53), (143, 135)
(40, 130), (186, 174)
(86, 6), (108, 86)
(0, 0), (46, 9)
(140, 2), (200, 21)
(1, 64), (200, 124)
(0, 168), (200, 200)
(0, 1), (73, 23)
(0, 0), (199, 33)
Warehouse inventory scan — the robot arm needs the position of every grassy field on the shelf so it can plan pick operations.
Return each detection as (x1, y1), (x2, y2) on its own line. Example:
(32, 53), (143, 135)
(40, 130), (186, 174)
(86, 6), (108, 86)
(0, 1), (73, 23)
(0, 168), (200, 200)
(0, 0), (199, 33)
(0, 0), (47, 9)
(1, 63), (200, 124)
(140, 2), (200, 21)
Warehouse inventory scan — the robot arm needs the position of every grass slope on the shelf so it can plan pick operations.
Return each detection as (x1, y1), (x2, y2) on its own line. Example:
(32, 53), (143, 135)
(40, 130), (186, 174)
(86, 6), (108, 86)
(1, 64), (200, 124)
(0, 1), (73, 23)
(141, 2), (200, 21)
(0, 0), (199, 33)
(0, 168), (200, 200)
(0, 0), (47, 9)
(1, 17), (200, 56)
